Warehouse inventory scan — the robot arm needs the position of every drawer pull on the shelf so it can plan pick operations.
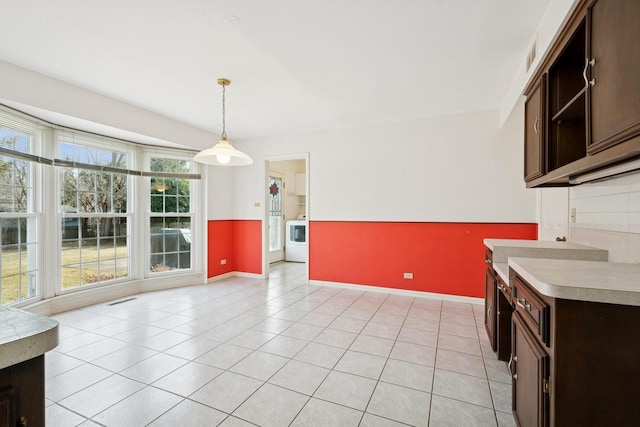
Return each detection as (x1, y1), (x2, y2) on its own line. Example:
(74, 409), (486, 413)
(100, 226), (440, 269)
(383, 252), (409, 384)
(583, 57), (596, 87)
(516, 298), (531, 311)
(508, 354), (517, 375)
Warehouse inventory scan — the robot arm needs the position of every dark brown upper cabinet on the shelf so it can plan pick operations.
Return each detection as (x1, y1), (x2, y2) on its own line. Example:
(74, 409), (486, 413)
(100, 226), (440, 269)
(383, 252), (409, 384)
(523, 0), (640, 187)
(524, 76), (546, 181)
(587, 0), (640, 154)
(548, 20), (587, 172)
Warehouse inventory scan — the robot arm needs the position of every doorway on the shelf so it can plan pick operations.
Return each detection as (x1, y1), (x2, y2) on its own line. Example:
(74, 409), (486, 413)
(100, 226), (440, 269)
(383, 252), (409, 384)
(264, 154), (309, 281)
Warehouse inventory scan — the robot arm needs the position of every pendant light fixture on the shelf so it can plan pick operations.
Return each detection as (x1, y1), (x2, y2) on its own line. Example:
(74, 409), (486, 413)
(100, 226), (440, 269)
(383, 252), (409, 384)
(194, 78), (253, 166)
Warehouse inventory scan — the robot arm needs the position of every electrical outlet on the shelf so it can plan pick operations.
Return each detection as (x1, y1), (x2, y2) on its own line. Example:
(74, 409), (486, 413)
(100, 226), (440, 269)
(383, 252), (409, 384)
(220, 259), (227, 265)
(403, 272), (413, 279)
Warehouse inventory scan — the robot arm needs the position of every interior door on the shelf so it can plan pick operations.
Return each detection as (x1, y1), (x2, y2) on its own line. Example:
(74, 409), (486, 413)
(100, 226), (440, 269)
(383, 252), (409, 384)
(268, 173), (285, 263)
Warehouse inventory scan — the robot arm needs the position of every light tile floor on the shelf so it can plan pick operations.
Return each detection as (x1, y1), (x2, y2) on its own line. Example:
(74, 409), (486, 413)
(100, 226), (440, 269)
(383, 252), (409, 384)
(45, 262), (515, 427)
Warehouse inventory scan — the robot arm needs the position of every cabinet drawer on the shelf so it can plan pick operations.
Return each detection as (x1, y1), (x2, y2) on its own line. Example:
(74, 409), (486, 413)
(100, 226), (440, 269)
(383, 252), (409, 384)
(497, 275), (511, 303)
(513, 275), (550, 346)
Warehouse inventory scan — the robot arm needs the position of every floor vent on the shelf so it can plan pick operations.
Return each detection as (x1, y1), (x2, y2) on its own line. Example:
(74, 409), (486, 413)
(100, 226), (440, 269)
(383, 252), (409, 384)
(107, 297), (137, 306)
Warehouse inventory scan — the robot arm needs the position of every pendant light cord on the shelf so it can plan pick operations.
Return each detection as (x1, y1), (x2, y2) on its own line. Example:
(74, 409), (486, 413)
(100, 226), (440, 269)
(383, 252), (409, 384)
(221, 82), (227, 140)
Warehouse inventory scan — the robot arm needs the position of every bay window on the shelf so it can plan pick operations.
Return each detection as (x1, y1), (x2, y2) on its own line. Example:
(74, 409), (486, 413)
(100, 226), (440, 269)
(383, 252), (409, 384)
(0, 106), (203, 306)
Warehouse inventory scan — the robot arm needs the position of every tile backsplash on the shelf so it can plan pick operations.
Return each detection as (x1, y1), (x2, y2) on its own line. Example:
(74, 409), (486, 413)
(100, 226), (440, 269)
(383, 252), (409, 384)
(570, 170), (640, 263)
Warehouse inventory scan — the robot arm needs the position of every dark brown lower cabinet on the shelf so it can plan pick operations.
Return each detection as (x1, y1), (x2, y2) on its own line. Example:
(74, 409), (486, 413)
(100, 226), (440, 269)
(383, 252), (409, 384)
(511, 312), (549, 427)
(511, 273), (640, 426)
(496, 278), (513, 362)
(0, 356), (45, 427)
(484, 266), (497, 352)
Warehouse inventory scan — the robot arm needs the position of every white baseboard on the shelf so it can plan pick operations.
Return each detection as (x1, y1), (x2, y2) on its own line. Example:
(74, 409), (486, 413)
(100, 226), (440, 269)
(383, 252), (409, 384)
(22, 272), (206, 316)
(21, 271), (481, 317)
(309, 280), (484, 305)
(234, 272), (264, 280)
(207, 271), (264, 283)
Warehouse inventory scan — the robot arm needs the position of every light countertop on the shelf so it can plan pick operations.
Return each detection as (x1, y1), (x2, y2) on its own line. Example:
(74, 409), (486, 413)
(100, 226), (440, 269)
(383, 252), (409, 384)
(484, 238), (608, 264)
(509, 257), (640, 306)
(493, 262), (509, 284)
(0, 305), (58, 369)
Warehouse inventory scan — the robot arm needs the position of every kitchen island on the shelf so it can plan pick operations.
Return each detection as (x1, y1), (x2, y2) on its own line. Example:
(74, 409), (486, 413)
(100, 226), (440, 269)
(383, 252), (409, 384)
(1, 306), (58, 427)
(482, 238), (607, 361)
(507, 258), (640, 427)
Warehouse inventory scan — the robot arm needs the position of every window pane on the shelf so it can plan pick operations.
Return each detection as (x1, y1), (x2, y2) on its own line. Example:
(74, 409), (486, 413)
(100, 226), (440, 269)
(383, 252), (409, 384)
(0, 159), (31, 213)
(1, 218), (37, 305)
(149, 217), (191, 272)
(60, 217), (129, 290)
(0, 127), (31, 153)
(59, 141), (127, 168)
(151, 178), (190, 214)
(59, 141), (128, 215)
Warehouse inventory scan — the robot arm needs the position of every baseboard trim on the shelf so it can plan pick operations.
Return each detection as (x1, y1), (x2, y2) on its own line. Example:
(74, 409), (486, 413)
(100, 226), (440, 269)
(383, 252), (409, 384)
(22, 272), (206, 316)
(207, 271), (263, 282)
(309, 280), (483, 305)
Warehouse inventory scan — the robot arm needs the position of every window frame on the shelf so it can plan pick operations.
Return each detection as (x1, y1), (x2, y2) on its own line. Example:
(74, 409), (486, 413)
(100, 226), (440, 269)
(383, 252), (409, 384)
(0, 113), (42, 305)
(55, 131), (135, 294)
(146, 151), (198, 276)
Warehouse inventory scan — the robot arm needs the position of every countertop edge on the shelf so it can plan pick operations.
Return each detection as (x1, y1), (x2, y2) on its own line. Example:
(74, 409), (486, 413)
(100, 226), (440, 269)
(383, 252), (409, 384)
(508, 258), (640, 306)
(493, 263), (509, 284)
(0, 308), (59, 370)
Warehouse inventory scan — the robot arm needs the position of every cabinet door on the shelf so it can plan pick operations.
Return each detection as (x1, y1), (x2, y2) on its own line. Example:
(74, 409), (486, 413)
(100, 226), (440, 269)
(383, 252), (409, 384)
(512, 312), (549, 427)
(524, 76), (546, 181)
(496, 284), (513, 362)
(484, 267), (497, 352)
(588, 0), (640, 153)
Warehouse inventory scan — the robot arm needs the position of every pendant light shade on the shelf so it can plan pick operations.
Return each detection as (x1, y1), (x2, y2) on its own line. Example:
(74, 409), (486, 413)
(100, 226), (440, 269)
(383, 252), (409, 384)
(194, 78), (253, 166)
(193, 136), (253, 166)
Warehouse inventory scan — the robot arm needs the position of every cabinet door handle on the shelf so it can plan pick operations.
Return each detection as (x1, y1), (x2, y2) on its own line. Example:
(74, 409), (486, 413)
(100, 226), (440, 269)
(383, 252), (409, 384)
(516, 298), (531, 311)
(534, 117), (539, 135)
(583, 57), (596, 87)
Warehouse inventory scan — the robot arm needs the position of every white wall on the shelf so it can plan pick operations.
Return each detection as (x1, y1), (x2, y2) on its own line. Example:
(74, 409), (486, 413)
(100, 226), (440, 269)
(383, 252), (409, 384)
(0, 60), (213, 150)
(206, 165), (234, 220)
(228, 108), (536, 223)
(569, 172), (640, 263)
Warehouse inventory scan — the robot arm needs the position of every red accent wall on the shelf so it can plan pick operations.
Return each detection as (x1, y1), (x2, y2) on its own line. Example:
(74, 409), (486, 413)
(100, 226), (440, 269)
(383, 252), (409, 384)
(232, 220), (262, 274)
(207, 220), (262, 278)
(309, 221), (537, 298)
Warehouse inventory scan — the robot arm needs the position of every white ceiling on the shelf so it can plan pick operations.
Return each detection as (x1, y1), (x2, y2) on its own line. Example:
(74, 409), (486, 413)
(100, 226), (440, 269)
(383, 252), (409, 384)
(0, 0), (550, 149)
